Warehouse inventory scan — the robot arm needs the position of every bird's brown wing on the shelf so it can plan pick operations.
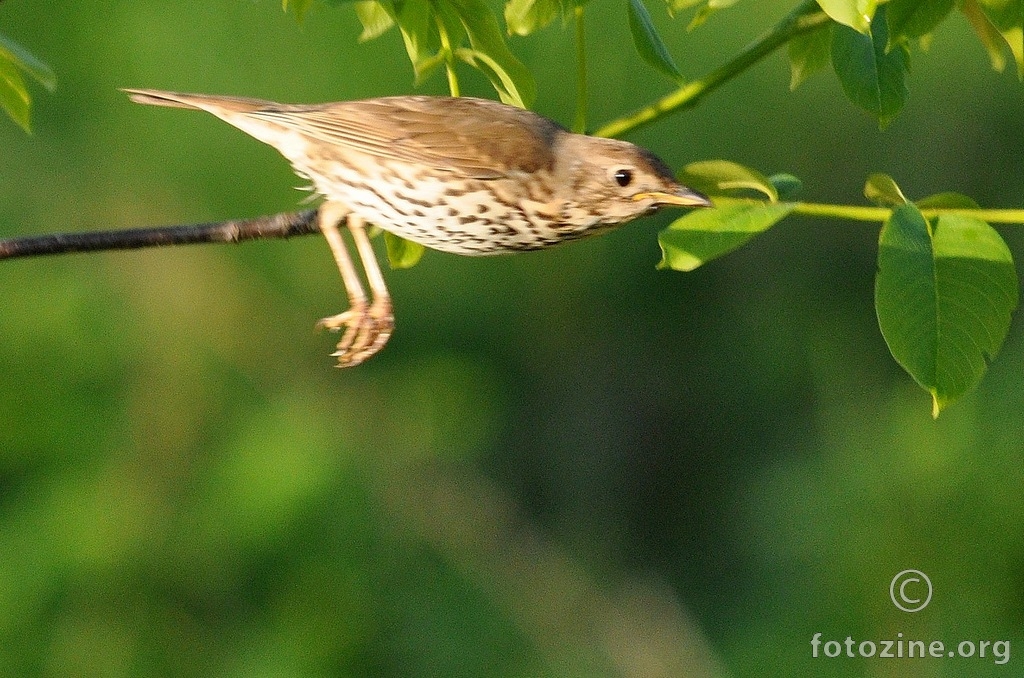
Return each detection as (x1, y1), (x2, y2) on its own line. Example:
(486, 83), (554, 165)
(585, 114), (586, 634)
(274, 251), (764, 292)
(247, 96), (563, 179)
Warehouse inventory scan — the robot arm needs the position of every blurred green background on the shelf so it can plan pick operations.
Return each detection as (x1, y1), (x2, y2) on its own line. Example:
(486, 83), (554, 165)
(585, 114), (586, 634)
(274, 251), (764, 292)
(2, 1), (1023, 676)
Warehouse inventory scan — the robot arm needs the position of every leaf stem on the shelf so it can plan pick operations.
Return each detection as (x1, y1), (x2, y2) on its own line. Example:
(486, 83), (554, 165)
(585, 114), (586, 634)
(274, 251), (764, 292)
(594, 0), (830, 138)
(573, 4), (588, 134)
(791, 202), (1024, 223)
(436, 15), (461, 97)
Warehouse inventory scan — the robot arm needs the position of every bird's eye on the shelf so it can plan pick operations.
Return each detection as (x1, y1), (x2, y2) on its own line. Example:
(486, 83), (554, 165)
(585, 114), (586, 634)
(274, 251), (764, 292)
(613, 168), (633, 187)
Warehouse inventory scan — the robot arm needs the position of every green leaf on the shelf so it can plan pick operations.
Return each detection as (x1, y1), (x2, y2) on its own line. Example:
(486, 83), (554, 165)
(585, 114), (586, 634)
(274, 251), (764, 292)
(875, 204), (1018, 417)
(283, 0), (314, 21)
(769, 173), (803, 200)
(788, 22), (832, 89)
(354, 1), (396, 41)
(668, 0), (704, 12)
(974, 0), (1024, 76)
(678, 160), (779, 201)
(1004, 26), (1024, 77)
(0, 33), (56, 91)
(657, 201), (795, 271)
(916, 192), (980, 210)
(0, 57), (31, 133)
(831, 6), (910, 129)
(391, 0), (443, 83)
(962, 0), (1011, 71)
(504, 0), (562, 36)
(976, 0), (1023, 30)
(885, 0), (954, 45)
(385, 232), (426, 269)
(864, 173), (908, 206)
(816, 0), (878, 32)
(685, 0), (739, 31)
(448, 0), (537, 106)
(628, 0), (684, 81)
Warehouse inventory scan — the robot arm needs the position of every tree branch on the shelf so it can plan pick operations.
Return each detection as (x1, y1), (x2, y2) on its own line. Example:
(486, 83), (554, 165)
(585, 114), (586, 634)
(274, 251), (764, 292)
(0, 208), (320, 261)
(594, 0), (830, 139)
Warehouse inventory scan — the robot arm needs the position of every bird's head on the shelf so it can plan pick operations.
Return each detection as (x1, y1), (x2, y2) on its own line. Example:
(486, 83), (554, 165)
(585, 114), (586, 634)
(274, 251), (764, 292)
(553, 134), (711, 226)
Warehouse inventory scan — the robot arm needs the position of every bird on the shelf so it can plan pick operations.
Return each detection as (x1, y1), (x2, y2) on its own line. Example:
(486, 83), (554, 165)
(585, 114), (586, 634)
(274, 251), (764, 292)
(123, 89), (711, 366)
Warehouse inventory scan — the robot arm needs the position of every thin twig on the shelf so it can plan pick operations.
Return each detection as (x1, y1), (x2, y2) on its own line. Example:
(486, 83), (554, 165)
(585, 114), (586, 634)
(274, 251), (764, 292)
(0, 208), (320, 261)
(594, 0), (829, 139)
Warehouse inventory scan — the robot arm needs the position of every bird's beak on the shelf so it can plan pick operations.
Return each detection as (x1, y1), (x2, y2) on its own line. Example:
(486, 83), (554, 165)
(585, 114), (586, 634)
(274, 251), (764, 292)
(633, 186), (712, 208)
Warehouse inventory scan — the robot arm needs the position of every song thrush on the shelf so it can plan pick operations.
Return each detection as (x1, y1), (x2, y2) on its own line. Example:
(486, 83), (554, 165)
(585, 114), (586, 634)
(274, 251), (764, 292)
(123, 89), (711, 366)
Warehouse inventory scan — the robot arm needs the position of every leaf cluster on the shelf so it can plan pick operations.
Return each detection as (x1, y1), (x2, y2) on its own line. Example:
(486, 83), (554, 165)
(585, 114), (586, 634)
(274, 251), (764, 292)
(285, 0), (536, 107)
(659, 163), (1020, 416)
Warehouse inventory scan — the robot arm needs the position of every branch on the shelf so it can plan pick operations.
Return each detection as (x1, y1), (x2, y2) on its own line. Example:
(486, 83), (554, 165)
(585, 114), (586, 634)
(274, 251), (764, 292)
(791, 203), (1024, 223)
(594, 0), (830, 139)
(0, 208), (320, 261)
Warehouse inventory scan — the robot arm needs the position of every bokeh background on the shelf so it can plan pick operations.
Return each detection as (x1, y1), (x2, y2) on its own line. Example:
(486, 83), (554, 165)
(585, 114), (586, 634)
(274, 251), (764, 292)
(2, 1), (1023, 675)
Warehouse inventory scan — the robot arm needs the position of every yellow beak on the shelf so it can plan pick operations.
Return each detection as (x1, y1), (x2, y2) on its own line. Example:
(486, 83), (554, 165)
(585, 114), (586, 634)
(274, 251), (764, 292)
(634, 187), (712, 208)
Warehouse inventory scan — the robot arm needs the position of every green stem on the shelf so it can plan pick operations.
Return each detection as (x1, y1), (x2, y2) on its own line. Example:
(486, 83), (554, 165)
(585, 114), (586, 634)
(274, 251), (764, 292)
(594, 0), (830, 139)
(573, 4), (587, 134)
(790, 202), (1024, 223)
(436, 15), (461, 97)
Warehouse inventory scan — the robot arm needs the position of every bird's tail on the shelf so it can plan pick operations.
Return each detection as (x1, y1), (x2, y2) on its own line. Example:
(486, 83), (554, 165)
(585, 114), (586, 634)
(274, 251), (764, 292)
(121, 88), (274, 114)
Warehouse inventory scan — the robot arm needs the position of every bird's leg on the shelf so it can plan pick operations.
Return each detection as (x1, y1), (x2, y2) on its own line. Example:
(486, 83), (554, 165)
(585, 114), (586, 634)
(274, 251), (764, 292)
(315, 204), (394, 366)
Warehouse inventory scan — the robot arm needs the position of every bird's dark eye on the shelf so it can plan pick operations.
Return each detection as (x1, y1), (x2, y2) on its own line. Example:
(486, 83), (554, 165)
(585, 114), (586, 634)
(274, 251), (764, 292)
(613, 169), (633, 187)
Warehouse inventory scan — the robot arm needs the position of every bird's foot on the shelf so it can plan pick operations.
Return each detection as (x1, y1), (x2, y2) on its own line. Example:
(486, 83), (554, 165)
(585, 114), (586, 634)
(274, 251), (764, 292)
(316, 299), (394, 367)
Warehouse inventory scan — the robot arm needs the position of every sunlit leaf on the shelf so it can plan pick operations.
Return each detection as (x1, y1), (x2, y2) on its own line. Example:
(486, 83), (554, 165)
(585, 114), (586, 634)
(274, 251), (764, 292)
(975, 0), (1024, 75)
(628, 0), (684, 81)
(354, 1), (396, 41)
(678, 160), (779, 201)
(1004, 25), (1024, 77)
(0, 58), (31, 132)
(962, 0), (1010, 71)
(875, 204), (1018, 417)
(385, 232), (426, 269)
(667, 0), (705, 13)
(686, 0), (739, 31)
(816, 0), (878, 33)
(0, 33), (56, 91)
(864, 173), (908, 206)
(504, 0), (562, 36)
(831, 6), (909, 128)
(283, 0), (314, 21)
(657, 201), (794, 271)
(392, 0), (443, 83)
(448, 0), (537, 106)
(788, 22), (832, 89)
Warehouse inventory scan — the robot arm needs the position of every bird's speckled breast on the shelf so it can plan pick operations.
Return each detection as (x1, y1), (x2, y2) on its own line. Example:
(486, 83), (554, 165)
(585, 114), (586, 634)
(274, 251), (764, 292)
(300, 158), (612, 255)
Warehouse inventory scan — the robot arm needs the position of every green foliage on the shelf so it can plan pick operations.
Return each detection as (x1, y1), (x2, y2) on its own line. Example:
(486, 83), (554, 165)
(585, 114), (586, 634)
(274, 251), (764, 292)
(830, 7), (909, 129)
(504, 0), (562, 36)
(876, 203), (1017, 417)
(0, 32), (56, 132)
(627, 0), (684, 81)
(384, 231), (426, 269)
(679, 159), (780, 201)
(885, 0), (954, 44)
(863, 171), (908, 206)
(289, 0), (535, 107)
(815, 0), (877, 32)
(659, 165), (1023, 414)
(658, 200), (795, 271)
(787, 20), (831, 89)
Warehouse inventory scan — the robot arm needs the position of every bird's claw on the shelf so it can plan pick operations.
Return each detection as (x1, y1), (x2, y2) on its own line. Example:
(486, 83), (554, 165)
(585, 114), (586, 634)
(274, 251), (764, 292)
(316, 300), (394, 367)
